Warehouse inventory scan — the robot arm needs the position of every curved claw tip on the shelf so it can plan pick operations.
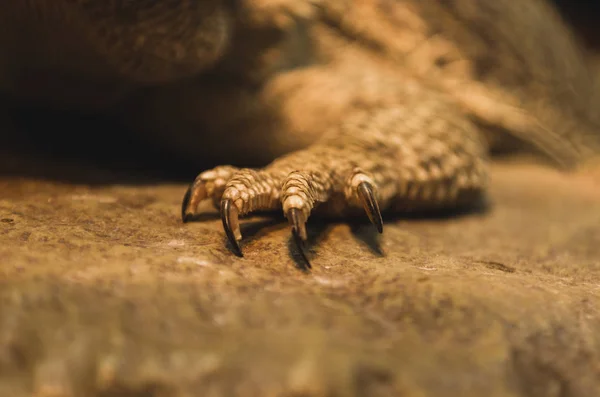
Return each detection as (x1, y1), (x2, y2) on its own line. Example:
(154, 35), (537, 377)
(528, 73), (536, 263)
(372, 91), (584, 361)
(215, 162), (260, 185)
(221, 199), (243, 257)
(357, 182), (383, 234)
(288, 208), (311, 269)
(181, 184), (193, 223)
(292, 228), (312, 270)
(287, 208), (308, 241)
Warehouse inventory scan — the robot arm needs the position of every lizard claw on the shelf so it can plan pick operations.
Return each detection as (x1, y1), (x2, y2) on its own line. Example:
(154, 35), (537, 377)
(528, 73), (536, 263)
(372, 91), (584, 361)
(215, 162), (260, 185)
(287, 208), (312, 269)
(221, 199), (243, 257)
(357, 181), (383, 233)
(181, 184), (193, 223)
(287, 208), (308, 241)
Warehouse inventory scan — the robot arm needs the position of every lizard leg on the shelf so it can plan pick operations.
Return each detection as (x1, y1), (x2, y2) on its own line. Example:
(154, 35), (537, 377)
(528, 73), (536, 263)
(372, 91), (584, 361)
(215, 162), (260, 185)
(182, 103), (489, 262)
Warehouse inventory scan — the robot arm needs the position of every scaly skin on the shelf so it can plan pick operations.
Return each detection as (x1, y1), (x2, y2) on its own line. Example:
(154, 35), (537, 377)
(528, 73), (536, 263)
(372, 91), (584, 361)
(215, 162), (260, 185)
(1, 0), (600, 264)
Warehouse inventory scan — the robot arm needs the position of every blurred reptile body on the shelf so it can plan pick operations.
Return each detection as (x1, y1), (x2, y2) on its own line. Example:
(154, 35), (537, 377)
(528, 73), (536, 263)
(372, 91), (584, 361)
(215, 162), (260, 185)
(1, 0), (600, 261)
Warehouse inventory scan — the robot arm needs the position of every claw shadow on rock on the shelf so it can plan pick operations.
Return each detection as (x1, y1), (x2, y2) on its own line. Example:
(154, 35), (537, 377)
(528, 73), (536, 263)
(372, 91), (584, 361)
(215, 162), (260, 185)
(222, 215), (287, 256)
(349, 222), (385, 257)
(239, 216), (286, 242)
(383, 196), (491, 223)
(287, 221), (332, 272)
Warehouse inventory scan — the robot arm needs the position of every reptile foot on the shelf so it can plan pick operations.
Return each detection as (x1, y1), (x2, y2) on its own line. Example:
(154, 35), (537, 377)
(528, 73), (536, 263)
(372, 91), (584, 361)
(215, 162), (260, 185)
(181, 162), (384, 266)
(182, 107), (489, 267)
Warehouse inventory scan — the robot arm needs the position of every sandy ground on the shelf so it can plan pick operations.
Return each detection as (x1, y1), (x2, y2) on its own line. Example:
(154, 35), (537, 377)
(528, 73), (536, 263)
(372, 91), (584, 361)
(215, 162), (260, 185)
(0, 157), (599, 397)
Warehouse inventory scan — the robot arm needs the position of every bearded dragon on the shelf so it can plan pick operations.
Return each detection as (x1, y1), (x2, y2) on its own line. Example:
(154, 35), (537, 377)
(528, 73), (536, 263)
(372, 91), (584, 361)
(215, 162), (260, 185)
(2, 0), (599, 265)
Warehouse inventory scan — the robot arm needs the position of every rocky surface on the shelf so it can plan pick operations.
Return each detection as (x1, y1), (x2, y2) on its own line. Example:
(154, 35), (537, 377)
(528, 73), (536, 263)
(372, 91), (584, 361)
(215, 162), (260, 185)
(1, 159), (600, 396)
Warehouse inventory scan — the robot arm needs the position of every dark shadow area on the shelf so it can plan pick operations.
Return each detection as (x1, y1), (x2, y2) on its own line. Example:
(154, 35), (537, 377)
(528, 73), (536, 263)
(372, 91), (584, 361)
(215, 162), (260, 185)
(389, 197), (491, 222)
(551, 1), (600, 49)
(239, 216), (287, 240)
(0, 2), (597, 188)
(0, 104), (199, 185)
(350, 223), (385, 257)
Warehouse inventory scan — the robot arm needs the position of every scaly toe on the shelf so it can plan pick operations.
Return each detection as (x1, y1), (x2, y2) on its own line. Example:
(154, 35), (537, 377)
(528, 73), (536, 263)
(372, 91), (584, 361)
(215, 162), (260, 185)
(181, 166), (239, 222)
(181, 182), (207, 222)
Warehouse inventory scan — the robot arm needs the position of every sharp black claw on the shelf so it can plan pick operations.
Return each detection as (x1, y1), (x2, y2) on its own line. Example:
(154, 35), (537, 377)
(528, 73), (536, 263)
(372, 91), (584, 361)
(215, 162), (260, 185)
(181, 184), (193, 223)
(221, 199), (243, 257)
(357, 182), (383, 233)
(292, 228), (312, 269)
(287, 208), (308, 240)
(288, 208), (311, 269)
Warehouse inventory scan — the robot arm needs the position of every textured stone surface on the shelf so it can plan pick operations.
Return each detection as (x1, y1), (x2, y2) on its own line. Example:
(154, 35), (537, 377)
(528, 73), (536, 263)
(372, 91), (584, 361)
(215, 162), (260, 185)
(1, 159), (600, 396)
